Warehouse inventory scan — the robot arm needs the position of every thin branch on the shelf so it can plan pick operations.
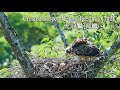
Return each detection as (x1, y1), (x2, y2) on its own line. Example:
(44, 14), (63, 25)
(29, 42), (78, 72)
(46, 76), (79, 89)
(49, 12), (69, 48)
(0, 12), (34, 77)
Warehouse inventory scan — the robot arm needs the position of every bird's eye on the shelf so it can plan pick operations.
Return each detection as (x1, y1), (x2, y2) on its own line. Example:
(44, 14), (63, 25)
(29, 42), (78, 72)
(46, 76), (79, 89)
(65, 46), (71, 53)
(65, 49), (70, 53)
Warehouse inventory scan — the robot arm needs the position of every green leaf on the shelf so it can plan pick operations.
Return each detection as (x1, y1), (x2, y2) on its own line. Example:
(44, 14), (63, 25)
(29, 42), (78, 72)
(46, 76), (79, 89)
(109, 60), (113, 64)
(41, 38), (49, 43)
(107, 31), (114, 37)
(47, 41), (54, 46)
(116, 70), (120, 75)
(96, 31), (101, 34)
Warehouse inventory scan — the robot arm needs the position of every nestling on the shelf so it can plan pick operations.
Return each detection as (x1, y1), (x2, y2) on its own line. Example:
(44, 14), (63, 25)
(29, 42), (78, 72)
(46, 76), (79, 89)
(65, 38), (104, 61)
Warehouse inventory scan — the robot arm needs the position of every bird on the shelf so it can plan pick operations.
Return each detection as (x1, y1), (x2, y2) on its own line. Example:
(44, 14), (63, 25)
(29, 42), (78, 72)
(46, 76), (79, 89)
(65, 38), (104, 61)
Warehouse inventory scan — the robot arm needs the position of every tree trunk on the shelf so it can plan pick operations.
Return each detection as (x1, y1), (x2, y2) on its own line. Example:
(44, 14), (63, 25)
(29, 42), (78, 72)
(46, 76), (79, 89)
(0, 12), (34, 77)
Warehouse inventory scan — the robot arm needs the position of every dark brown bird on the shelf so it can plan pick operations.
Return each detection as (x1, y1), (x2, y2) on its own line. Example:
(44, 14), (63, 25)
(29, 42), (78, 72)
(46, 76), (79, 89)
(65, 38), (104, 61)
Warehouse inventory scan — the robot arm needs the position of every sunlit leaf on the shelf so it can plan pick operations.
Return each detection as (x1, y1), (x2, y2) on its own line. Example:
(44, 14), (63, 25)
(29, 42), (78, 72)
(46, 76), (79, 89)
(41, 38), (49, 43)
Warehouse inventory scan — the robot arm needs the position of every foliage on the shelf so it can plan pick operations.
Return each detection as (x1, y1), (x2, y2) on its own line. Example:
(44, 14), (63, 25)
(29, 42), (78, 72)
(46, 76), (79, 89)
(0, 36), (14, 66)
(31, 37), (65, 58)
(0, 68), (11, 78)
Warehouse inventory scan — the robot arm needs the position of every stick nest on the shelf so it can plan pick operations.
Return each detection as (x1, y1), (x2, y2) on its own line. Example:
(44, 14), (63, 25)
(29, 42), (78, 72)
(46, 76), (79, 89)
(6, 57), (102, 78)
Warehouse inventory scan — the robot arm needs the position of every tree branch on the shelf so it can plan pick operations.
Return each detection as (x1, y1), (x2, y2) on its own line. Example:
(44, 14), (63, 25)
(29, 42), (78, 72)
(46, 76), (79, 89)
(104, 37), (120, 60)
(49, 12), (69, 48)
(93, 37), (120, 77)
(0, 12), (34, 77)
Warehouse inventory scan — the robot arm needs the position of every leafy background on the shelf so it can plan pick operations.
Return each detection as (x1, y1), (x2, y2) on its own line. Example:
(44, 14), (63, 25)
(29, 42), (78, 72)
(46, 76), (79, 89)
(0, 12), (120, 78)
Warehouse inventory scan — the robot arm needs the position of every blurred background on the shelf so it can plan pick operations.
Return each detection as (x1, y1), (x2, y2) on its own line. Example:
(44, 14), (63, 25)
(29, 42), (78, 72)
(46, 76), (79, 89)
(0, 12), (120, 78)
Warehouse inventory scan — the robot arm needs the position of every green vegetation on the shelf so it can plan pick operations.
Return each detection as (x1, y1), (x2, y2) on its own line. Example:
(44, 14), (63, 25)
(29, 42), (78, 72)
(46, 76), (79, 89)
(0, 12), (120, 78)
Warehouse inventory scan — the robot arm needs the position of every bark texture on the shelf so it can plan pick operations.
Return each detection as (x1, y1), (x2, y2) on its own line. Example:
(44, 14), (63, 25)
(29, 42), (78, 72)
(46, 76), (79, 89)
(0, 12), (35, 77)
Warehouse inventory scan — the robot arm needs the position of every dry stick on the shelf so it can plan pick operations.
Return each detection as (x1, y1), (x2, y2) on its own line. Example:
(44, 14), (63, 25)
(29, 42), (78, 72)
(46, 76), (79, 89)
(0, 12), (34, 78)
(49, 12), (69, 48)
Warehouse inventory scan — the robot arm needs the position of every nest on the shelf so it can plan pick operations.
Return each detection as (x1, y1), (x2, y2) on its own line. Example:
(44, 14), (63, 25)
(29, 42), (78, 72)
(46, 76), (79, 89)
(6, 56), (103, 78)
